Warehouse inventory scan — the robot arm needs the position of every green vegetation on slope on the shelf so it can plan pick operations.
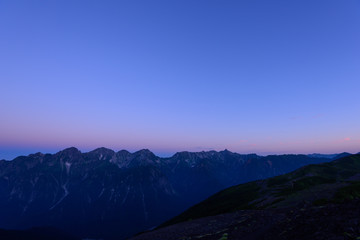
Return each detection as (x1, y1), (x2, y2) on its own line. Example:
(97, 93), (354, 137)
(162, 154), (360, 227)
(334, 182), (360, 202)
(161, 181), (260, 227)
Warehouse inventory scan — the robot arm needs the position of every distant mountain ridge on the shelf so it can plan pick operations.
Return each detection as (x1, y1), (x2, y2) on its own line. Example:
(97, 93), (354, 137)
(0, 147), (348, 239)
(307, 152), (351, 159)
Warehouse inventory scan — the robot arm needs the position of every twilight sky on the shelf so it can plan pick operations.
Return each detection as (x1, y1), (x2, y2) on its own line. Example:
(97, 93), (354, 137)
(1, 0), (360, 159)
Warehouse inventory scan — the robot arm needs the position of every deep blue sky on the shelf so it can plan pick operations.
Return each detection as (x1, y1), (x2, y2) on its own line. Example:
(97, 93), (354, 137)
(1, 0), (360, 159)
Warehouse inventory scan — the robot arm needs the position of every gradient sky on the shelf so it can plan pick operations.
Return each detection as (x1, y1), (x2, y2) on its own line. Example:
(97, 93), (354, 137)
(1, 0), (360, 159)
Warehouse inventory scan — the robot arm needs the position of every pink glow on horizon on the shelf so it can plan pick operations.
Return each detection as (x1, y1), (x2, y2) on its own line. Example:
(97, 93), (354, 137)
(1, 131), (359, 156)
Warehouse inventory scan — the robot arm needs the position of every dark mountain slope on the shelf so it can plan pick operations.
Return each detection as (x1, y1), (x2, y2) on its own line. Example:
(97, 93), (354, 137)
(131, 199), (360, 240)
(161, 154), (360, 227)
(132, 154), (360, 240)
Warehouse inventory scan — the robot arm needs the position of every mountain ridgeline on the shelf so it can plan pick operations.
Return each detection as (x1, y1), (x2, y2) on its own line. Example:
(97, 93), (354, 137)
(161, 153), (360, 226)
(133, 154), (360, 240)
(0, 147), (347, 239)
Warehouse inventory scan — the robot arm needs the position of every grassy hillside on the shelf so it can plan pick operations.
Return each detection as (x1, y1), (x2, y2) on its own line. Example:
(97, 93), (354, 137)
(162, 154), (360, 227)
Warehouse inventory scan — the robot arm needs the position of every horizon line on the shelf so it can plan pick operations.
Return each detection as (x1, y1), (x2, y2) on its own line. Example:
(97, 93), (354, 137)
(1, 146), (357, 161)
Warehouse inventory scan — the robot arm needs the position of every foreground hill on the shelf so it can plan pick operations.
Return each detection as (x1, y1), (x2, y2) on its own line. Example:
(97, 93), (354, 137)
(132, 154), (360, 240)
(0, 147), (339, 239)
(0, 226), (78, 240)
(131, 199), (360, 240)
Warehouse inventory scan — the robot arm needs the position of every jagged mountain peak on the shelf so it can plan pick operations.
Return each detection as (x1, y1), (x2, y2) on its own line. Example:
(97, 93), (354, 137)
(117, 149), (131, 154)
(219, 149), (247, 157)
(86, 147), (115, 161)
(130, 149), (159, 166)
(132, 149), (158, 160)
(134, 149), (155, 156)
(90, 147), (114, 154)
(173, 150), (218, 158)
(172, 149), (254, 163)
(57, 147), (81, 155)
(171, 151), (222, 168)
(115, 150), (132, 159)
(110, 149), (160, 168)
(172, 151), (191, 158)
(55, 147), (82, 162)
(28, 152), (44, 157)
